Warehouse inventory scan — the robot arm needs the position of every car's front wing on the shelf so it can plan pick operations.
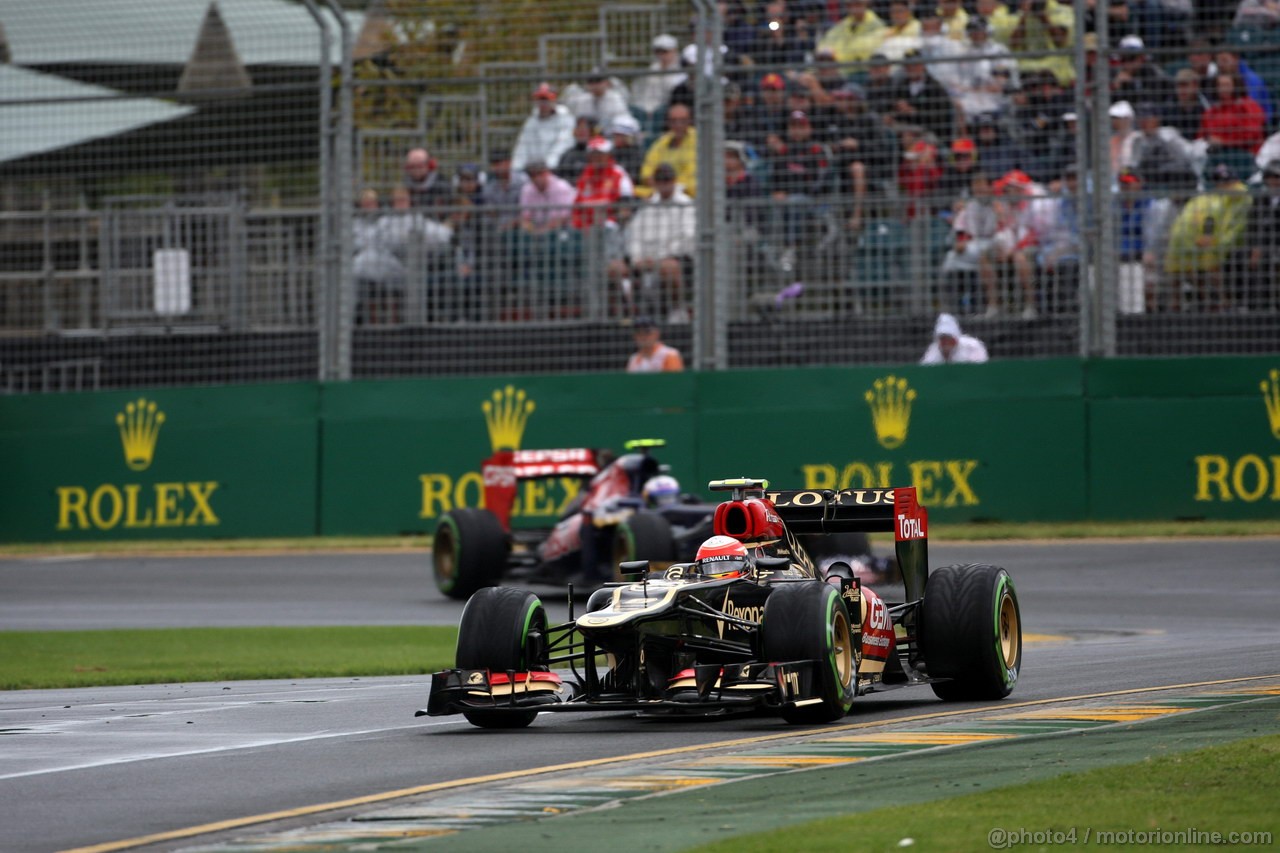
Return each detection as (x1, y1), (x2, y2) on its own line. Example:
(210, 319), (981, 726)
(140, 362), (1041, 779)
(417, 659), (829, 718)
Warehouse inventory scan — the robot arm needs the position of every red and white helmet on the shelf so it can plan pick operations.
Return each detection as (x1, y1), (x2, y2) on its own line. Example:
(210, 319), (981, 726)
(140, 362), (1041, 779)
(694, 535), (750, 579)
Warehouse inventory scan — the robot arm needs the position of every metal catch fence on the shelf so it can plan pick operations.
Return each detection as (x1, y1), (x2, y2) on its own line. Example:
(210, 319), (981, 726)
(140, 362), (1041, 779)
(2, 0), (1280, 392)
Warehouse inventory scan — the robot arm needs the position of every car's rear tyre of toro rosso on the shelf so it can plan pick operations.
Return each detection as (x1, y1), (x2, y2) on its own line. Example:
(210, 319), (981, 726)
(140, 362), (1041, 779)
(432, 508), (508, 600)
(611, 511), (676, 575)
(455, 587), (549, 728)
(762, 582), (856, 724)
(922, 564), (1022, 701)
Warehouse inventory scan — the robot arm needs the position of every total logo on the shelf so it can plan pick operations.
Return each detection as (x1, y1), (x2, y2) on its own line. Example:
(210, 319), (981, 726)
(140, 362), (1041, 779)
(54, 398), (220, 532)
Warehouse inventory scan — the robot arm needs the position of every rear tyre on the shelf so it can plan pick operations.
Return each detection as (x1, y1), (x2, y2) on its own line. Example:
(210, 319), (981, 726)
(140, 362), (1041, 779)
(762, 582), (856, 724)
(611, 511), (676, 576)
(432, 508), (508, 600)
(922, 564), (1021, 701)
(456, 587), (548, 728)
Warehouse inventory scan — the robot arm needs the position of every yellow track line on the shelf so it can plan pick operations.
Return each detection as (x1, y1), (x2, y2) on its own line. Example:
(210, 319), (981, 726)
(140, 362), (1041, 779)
(59, 672), (1280, 853)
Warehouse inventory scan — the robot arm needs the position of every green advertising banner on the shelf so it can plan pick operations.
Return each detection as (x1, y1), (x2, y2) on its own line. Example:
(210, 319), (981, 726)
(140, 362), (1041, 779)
(1087, 357), (1280, 519)
(692, 361), (1088, 522)
(0, 385), (320, 541)
(0, 357), (1274, 543)
(318, 373), (699, 535)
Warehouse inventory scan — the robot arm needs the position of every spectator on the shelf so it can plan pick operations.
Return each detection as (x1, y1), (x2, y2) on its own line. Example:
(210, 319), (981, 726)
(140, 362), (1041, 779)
(1214, 47), (1274, 126)
(897, 128), (944, 220)
(1200, 72), (1267, 157)
(1014, 70), (1071, 183)
(623, 162), (697, 322)
(953, 16), (1018, 121)
(880, 0), (922, 54)
(572, 137), (634, 231)
(725, 140), (762, 205)
(827, 83), (896, 229)
(888, 49), (956, 142)
(937, 0), (971, 39)
(864, 52), (900, 119)
(607, 114), (645, 182)
(511, 83), (577, 175)
(626, 316), (685, 372)
(1035, 162), (1085, 314)
(562, 68), (631, 131)
(972, 113), (1025, 178)
(915, 7), (968, 99)
(741, 72), (790, 152)
(479, 150), (526, 318)
(1116, 171), (1152, 314)
(939, 136), (981, 204)
(1163, 163), (1250, 311)
(1008, 0), (1075, 87)
(991, 169), (1045, 318)
(403, 147), (450, 213)
(353, 188), (398, 325)
(766, 110), (832, 256)
(1167, 68), (1211, 140)
(1108, 100), (1138, 180)
(556, 115), (597, 184)
(939, 171), (1001, 315)
(1121, 102), (1200, 191)
(1111, 36), (1174, 110)
(1242, 159), (1280, 310)
(631, 34), (686, 138)
(975, 0), (1019, 45)
(751, 0), (809, 68)
(369, 185), (454, 325)
(443, 164), (486, 321)
(519, 160), (576, 234)
(638, 103), (698, 198)
(920, 312), (989, 363)
(817, 0), (888, 64)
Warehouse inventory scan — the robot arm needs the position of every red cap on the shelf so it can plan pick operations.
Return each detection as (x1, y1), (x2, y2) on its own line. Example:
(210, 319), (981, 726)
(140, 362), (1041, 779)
(586, 135), (614, 153)
(951, 137), (976, 154)
(532, 83), (557, 100)
(760, 73), (785, 91)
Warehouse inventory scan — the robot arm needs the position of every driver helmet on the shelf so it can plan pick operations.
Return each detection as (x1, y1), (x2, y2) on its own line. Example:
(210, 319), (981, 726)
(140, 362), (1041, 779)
(694, 535), (751, 579)
(642, 474), (681, 508)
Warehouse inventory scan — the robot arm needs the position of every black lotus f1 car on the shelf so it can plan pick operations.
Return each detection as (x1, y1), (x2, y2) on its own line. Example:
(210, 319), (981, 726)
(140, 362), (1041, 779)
(421, 480), (1022, 728)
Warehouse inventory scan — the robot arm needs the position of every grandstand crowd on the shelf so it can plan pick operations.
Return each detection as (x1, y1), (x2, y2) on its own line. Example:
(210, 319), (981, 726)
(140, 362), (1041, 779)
(354, 1), (1280, 326)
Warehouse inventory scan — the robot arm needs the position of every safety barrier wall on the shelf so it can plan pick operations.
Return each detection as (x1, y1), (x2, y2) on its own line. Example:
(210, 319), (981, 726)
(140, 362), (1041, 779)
(1, 357), (1276, 542)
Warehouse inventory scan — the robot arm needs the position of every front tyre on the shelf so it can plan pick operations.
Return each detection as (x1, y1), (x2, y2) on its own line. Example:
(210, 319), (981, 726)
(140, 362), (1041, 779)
(432, 508), (508, 600)
(922, 564), (1022, 701)
(762, 582), (856, 724)
(455, 587), (548, 728)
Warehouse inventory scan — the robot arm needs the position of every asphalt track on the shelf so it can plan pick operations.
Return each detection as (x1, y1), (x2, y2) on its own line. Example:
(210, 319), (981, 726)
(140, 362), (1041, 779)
(1, 539), (1278, 852)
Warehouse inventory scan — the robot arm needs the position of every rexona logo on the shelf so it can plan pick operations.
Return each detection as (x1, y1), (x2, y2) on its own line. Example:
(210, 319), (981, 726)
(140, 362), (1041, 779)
(417, 386), (582, 520)
(801, 375), (981, 507)
(55, 398), (220, 532)
(1193, 369), (1280, 503)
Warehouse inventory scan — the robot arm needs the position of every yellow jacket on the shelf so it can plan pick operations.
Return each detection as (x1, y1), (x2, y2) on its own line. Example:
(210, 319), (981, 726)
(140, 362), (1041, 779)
(1164, 182), (1250, 274)
(637, 128), (699, 198)
(816, 11), (887, 63)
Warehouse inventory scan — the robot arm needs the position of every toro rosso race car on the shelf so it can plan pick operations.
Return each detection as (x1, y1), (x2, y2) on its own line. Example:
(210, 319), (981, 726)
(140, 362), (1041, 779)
(432, 441), (893, 599)
(421, 480), (1022, 728)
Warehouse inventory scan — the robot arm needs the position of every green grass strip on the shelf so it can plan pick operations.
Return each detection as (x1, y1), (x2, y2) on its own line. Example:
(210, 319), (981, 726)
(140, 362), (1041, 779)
(690, 734), (1280, 853)
(0, 626), (457, 690)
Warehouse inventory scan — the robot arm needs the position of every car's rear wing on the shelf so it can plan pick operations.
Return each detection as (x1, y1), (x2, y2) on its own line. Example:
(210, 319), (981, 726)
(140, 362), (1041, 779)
(768, 487), (929, 602)
(480, 448), (600, 532)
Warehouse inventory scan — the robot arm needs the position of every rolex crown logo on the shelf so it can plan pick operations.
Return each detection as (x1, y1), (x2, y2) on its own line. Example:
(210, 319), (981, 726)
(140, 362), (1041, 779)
(865, 375), (916, 450)
(116, 397), (165, 471)
(483, 385), (535, 452)
(1263, 369), (1280, 440)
